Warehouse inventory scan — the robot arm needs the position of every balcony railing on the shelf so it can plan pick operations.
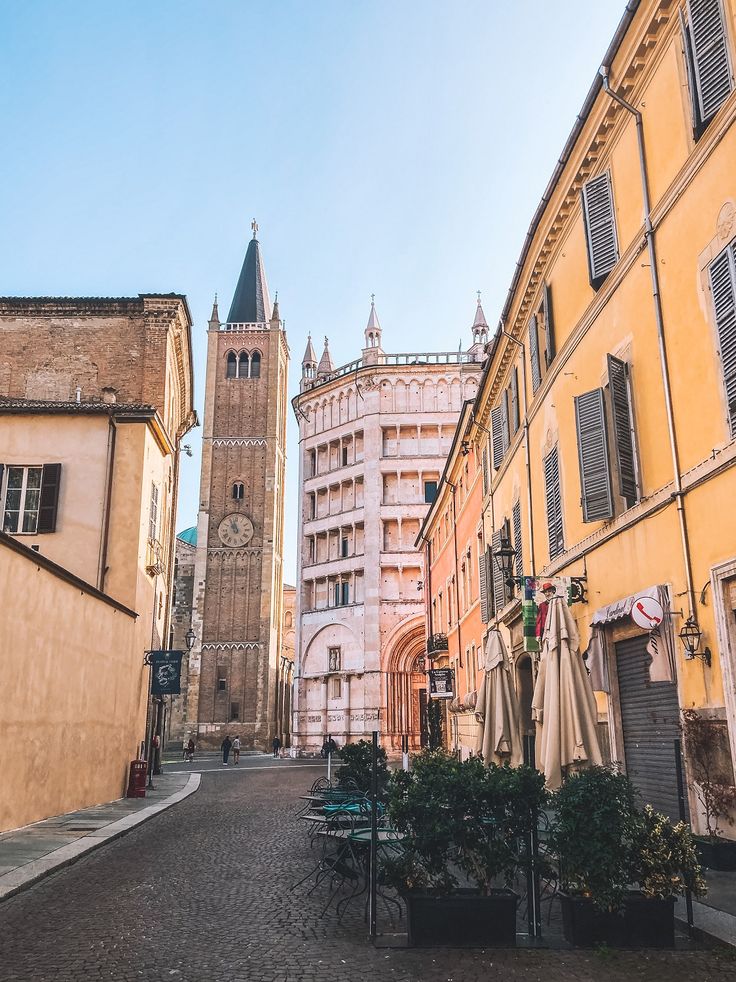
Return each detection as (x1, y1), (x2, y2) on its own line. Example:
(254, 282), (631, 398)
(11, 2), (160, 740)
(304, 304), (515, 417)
(145, 538), (165, 577)
(427, 633), (448, 654)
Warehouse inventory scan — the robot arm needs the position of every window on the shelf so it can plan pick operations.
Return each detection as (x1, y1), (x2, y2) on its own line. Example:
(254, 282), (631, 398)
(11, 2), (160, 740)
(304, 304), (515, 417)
(478, 548), (492, 624)
(491, 395), (510, 469)
(481, 445), (490, 496)
(342, 446), (348, 467)
(581, 171), (619, 289)
(424, 480), (438, 503)
(490, 523), (508, 614)
(528, 284), (556, 394)
(574, 356), (640, 522)
(708, 241), (736, 436)
(149, 482), (159, 542)
(329, 676), (342, 700)
(681, 0), (733, 136)
(238, 351), (249, 378)
(341, 580), (350, 606)
(2, 463), (61, 534)
(544, 446), (565, 560)
(232, 482), (245, 500)
(341, 537), (349, 558)
(226, 351), (237, 378)
(510, 367), (520, 435)
(230, 702), (240, 721)
(217, 675), (227, 692)
(250, 351), (261, 378)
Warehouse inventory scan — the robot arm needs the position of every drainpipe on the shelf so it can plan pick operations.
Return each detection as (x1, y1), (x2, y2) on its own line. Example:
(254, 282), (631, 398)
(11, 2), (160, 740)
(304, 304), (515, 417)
(599, 68), (696, 623)
(448, 483), (463, 668)
(98, 417), (117, 592)
(499, 327), (536, 577)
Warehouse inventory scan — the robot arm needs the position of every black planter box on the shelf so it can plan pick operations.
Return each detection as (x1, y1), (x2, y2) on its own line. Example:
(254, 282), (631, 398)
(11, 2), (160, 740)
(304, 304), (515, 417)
(695, 837), (736, 871)
(405, 888), (517, 947)
(560, 893), (675, 948)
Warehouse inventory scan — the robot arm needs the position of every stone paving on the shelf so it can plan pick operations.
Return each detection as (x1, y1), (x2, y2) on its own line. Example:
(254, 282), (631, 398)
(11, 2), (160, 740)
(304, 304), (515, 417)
(0, 763), (734, 982)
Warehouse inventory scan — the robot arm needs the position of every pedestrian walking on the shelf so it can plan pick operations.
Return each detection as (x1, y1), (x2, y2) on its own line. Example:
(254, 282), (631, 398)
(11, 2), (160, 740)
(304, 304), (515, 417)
(184, 738), (195, 763)
(221, 734), (232, 765)
(272, 735), (281, 758)
(232, 735), (241, 765)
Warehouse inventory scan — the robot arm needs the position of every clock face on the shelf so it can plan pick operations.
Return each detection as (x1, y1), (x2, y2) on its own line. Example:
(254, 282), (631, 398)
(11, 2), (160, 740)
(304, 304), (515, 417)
(217, 513), (254, 547)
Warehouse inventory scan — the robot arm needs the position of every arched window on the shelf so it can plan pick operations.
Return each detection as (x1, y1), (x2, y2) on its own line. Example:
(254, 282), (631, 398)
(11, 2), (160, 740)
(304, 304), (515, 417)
(250, 351), (261, 378)
(238, 351), (249, 378)
(226, 352), (237, 379)
(232, 482), (245, 500)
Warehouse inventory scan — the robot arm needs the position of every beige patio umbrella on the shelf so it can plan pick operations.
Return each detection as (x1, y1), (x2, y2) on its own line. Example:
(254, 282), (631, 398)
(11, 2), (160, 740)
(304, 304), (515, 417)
(532, 597), (602, 789)
(475, 629), (523, 766)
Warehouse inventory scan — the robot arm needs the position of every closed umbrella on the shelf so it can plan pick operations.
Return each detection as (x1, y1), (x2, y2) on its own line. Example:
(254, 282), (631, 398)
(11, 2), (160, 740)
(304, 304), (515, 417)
(475, 629), (523, 766)
(532, 597), (602, 789)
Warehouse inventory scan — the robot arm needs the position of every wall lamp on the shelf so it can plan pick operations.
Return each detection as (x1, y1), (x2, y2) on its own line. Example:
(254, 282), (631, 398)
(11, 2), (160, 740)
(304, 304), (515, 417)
(492, 534), (517, 591)
(679, 617), (711, 667)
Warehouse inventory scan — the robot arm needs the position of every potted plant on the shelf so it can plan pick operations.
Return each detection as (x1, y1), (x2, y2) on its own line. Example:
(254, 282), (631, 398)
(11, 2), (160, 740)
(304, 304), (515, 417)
(384, 750), (547, 947)
(335, 739), (389, 795)
(550, 766), (705, 947)
(682, 709), (736, 870)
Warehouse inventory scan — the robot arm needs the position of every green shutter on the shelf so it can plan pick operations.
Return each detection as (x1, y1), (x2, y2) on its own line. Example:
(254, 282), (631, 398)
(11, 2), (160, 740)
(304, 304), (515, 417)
(529, 315), (542, 393)
(575, 388), (613, 522)
(37, 463), (62, 533)
(544, 447), (565, 560)
(543, 283), (556, 367)
(687, 0), (733, 124)
(607, 355), (639, 505)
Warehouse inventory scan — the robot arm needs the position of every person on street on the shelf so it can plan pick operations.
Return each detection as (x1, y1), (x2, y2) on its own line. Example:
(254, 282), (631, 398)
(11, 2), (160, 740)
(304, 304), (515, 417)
(272, 735), (281, 758)
(232, 735), (241, 765)
(221, 734), (232, 766)
(184, 738), (195, 763)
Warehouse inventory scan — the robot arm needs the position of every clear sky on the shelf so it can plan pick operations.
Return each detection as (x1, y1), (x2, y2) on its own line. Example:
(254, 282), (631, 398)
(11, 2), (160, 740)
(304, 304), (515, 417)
(1, 0), (625, 582)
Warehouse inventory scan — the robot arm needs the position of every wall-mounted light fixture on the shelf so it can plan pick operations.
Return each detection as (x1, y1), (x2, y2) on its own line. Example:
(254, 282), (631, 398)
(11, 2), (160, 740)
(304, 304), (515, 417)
(679, 617), (711, 667)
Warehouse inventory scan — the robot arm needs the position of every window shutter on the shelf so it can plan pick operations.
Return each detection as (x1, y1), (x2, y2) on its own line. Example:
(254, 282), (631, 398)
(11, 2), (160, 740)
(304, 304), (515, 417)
(37, 464), (62, 533)
(575, 388), (614, 522)
(491, 405), (504, 469)
(582, 172), (619, 288)
(491, 529), (505, 614)
(709, 244), (736, 436)
(544, 447), (565, 560)
(529, 315), (542, 393)
(510, 367), (520, 434)
(607, 355), (639, 505)
(500, 390), (510, 455)
(513, 499), (523, 578)
(687, 0), (733, 124)
(478, 549), (490, 623)
(681, 7), (704, 131)
(543, 283), (556, 367)
(481, 446), (489, 496)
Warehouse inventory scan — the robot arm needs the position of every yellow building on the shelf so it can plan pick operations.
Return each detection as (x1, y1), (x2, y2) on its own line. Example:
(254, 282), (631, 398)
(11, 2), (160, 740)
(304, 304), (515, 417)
(0, 295), (195, 831)
(467, 0), (736, 832)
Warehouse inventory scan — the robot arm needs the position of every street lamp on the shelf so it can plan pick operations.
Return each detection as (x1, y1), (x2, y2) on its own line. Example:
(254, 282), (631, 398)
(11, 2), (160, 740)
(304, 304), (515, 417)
(185, 627), (196, 651)
(679, 617), (711, 667)
(492, 533), (517, 591)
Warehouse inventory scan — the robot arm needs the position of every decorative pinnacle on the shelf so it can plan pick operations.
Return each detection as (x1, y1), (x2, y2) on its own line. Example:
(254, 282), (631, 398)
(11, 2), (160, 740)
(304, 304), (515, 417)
(477, 290), (481, 303)
(251, 218), (258, 239)
(371, 293), (375, 305)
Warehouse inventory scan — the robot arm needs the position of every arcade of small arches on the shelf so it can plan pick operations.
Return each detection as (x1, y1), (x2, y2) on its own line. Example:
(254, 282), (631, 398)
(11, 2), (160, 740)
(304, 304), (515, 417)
(302, 375), (479, 436)
(226, 349), (261, 379)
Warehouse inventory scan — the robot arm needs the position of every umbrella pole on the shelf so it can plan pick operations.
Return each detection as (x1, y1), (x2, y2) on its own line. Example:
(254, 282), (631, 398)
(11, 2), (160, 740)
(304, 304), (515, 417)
(523, 734), (542, 939)
(674, 738), (694, 938)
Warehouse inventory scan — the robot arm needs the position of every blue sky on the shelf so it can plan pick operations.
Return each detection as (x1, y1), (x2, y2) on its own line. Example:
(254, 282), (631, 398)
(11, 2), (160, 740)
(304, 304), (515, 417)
(1, 0), (624, 581)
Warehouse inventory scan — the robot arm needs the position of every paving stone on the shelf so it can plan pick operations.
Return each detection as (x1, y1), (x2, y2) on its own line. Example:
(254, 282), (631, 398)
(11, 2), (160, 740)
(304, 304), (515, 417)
(0, 766), (732, 982)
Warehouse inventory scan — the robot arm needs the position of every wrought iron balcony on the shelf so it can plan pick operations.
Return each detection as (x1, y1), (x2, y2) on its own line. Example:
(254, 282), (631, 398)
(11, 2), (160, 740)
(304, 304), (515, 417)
(427, 633), (448, 654)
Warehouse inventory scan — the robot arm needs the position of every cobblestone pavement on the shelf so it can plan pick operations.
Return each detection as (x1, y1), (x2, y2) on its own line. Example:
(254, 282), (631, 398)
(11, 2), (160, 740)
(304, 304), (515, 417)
(0, 764), (733, 982)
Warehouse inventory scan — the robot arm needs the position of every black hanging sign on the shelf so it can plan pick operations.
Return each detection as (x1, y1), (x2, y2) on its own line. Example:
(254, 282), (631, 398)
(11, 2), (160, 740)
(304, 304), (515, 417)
(428, 667), (455, 700)
(150, 650), (184, 695)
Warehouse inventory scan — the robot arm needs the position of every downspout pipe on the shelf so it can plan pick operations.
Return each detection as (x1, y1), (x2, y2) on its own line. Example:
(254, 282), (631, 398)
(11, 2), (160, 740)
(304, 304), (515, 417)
(448, 483), (463, 668)
(499, 326), (536, 577)
(600, 68), (697, 623)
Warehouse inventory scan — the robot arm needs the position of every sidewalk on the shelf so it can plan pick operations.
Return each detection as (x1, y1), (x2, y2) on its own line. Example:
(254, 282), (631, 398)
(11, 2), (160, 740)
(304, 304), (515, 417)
(675, 869), (736, 948)
(0, 771), (199, 903)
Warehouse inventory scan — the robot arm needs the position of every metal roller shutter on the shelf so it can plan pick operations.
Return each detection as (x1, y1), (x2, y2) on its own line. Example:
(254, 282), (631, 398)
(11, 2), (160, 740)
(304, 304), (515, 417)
(616, 635), (685, 821)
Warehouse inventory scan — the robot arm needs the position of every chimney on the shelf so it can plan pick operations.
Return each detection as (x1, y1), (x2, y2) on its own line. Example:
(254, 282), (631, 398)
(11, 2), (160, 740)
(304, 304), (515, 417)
(75, 386), (82, 403)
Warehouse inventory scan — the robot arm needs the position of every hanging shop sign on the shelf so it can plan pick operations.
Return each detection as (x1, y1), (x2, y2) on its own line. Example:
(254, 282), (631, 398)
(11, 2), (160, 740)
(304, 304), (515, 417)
(150, 650), (184, 695)
(428, 667), (455, 700)
(631, 594), (665, 630)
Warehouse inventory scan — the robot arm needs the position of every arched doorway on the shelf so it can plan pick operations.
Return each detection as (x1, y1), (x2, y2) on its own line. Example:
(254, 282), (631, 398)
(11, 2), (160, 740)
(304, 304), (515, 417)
(383, 616), (426, 753)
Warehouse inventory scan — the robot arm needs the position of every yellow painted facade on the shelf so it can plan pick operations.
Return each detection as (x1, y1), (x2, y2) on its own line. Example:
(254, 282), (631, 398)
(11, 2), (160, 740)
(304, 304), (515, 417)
(462, 0), (736, 833)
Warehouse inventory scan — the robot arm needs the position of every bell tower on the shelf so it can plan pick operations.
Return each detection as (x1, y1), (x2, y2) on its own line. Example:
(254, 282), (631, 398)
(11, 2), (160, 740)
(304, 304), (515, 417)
(186, 222), (289, 750)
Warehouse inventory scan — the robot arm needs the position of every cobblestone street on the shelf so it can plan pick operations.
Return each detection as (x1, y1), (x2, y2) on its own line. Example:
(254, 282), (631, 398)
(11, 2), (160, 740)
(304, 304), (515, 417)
(0, 762), (733, 982)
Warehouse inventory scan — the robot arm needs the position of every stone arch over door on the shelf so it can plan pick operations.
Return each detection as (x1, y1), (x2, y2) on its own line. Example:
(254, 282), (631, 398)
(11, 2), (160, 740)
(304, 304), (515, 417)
(383, 615), (426, 752)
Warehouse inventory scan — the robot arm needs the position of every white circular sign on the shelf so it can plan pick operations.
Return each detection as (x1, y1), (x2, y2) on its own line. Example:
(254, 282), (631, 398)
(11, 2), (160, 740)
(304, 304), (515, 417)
(631, 595), (664, 630)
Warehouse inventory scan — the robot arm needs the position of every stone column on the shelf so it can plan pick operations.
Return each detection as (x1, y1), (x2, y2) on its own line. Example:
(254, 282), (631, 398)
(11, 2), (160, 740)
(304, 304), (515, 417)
(321, 675), (329, 741)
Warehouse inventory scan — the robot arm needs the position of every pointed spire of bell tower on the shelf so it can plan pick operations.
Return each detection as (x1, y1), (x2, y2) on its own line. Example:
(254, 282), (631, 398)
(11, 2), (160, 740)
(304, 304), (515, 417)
(468, 290), (489, 360)
(271, 290), (280, 325)
(364, 294), (382, 350)
(226, 219), (272, 324)
(209, 293), (220, 329)
(317, 336), (334, 377)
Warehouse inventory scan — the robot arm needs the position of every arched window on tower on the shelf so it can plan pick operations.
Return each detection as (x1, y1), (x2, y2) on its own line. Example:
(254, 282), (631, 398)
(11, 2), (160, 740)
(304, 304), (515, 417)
(250, 351), (261, 378)
(232, 482), (245, 500)
(238, 351), (249, 378)
(226, 351), (237, 379)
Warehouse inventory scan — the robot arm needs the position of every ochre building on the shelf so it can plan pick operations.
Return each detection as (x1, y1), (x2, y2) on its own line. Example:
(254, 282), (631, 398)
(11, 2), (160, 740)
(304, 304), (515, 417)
(439, 0), (736, 831)
(186, 228), (289, 750)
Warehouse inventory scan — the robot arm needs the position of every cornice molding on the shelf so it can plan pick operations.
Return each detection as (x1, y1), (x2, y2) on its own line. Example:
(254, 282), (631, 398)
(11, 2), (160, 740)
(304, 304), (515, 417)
(201, 641), (261, 651)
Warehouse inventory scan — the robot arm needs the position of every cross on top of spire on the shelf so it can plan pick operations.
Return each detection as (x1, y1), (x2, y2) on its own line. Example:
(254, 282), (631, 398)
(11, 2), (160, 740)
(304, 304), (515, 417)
(251, 218), (259, 239)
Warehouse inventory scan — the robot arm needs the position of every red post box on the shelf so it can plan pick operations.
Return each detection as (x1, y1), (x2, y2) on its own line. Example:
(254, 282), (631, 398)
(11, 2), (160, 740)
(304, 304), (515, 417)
(126, 759), (148, 798)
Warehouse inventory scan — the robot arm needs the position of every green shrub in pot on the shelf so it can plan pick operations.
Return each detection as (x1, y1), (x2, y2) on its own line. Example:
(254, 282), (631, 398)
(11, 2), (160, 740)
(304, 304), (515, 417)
(335, 739), (388, 795)
(632, 804), (706, 900)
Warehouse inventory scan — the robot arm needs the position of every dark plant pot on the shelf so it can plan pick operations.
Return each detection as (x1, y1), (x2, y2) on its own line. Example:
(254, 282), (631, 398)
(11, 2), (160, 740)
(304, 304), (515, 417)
(560, 892), (675, 948)
(405, 888), (517, 947)
(695, 836), (736, 871)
